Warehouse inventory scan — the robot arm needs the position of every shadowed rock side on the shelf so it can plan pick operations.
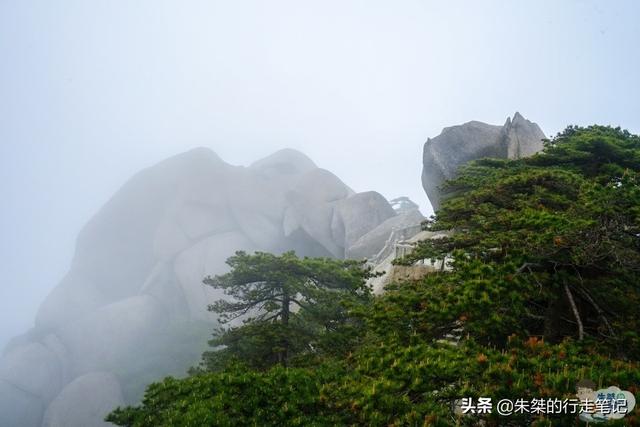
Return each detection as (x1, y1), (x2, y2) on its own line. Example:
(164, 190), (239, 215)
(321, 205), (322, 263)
(0, 147), (397, 427)
(347, 207), (424, 261)
(422, 112), (546, 210)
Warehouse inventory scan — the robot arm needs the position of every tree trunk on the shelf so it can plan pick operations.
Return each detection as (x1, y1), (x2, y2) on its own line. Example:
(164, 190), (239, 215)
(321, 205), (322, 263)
(280, 290), (290, 366)
(543, 293), (578, 342)
(564, 282), (584, 341)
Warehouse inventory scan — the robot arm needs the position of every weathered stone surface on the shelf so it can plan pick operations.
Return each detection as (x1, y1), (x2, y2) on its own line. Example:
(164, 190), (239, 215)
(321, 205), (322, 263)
(2, 328), (40, 357)
(35, 272), (108, 333)
(173, 231), (256, 320)
(42, 334), (72, 387)
(347, 209), (424, 260)
(389, 196), (420, 214)
(0, 342), (63, 403)
(284, 202), (341, 257)
(42, 372), (124, 427)
(288, 168), (354, 204)
(2, 147), (398, 425)
(249, 147), (318, 177)
(139, 261), (191, 319)
(56, 295), (169, 376)
(504, 112), (546, 158)
(280, 168), (357, 257)
(422, 112), (545, 210)
(333, 191), (397, 254)
(35, 148), (234, 330)
(0, 379), (44, 427)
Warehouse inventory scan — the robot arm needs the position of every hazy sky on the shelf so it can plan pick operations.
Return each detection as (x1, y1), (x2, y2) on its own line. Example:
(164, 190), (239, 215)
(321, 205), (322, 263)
(1, 0), (639, 348)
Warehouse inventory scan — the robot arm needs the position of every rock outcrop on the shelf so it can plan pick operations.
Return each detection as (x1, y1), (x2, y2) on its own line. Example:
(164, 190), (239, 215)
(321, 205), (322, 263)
(366, 229), (451, 294)
(346, 207), (423, 261)
(1, 147), (398, 426)
(422, 112), (546, 210)
(42, 372), (124, 427)
(389, 197), (420, 214)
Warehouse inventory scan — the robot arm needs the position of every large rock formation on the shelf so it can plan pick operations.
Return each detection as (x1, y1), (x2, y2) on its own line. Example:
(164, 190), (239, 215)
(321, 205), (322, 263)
(42, 372), (124, 427)
(346, 204), (423, 261)
(0, 148), (398, 426)
(422, 112), (546, 210)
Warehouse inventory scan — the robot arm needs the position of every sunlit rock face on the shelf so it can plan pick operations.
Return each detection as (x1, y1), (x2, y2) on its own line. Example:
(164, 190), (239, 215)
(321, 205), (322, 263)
(422, 112), (546, 210)
(0, 147), (398, 426)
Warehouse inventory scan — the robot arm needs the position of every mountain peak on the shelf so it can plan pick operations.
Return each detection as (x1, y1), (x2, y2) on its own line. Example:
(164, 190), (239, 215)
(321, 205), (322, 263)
(250, 148), (318, 175)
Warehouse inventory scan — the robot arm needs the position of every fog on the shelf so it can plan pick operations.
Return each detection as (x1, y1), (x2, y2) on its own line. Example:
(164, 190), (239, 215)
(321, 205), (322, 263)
(1, 0), (639, 353)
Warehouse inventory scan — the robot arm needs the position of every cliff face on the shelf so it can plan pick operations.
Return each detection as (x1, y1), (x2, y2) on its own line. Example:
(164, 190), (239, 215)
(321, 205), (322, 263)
(421, 112), (546, 210)
(0, 148), (397, 427)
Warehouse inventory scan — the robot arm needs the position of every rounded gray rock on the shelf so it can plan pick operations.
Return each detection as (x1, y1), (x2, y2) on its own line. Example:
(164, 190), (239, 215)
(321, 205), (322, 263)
(0, 341), (64, 403)
(422, 112), (545, 210)
(42, 372), (124, 427)
(0, 379), (45, 427)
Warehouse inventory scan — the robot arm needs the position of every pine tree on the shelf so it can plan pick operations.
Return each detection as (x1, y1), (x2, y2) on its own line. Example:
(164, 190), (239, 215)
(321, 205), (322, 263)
(199, 251), (373, 370)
